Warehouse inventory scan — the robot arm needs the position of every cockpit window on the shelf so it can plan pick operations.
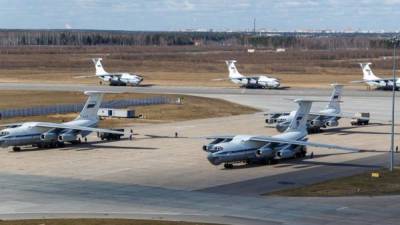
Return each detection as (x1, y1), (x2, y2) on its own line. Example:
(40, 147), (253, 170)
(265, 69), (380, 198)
(222, 138), (232, 143)
(0, 131), (9, 137)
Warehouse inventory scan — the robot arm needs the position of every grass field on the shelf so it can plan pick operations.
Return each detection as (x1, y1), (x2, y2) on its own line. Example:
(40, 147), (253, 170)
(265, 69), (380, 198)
(0, 219), (222, 225)
(0, 46), (395, 88)
(0, 91), (258, 127)
(267, 167), (400, 197)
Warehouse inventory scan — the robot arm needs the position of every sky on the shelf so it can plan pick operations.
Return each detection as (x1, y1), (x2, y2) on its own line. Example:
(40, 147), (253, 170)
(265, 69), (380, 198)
(0, 0), (399, 31)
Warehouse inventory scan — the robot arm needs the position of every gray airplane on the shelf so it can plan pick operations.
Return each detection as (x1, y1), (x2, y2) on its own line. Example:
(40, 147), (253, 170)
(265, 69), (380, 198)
(0, 91), (125, 151)
(265, 84), (344, 133)
(203, 99), (358, 168)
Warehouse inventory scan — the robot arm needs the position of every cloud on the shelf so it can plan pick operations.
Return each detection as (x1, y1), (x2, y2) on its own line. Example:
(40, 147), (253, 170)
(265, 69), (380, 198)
(64, 23), (72, 29)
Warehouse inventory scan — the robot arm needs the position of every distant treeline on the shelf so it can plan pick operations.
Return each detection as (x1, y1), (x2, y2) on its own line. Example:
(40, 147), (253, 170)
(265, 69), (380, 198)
(0, 29), (395, 49)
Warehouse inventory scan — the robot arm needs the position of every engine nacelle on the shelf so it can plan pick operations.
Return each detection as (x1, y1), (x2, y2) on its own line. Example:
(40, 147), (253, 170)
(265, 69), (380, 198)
(40, 132), (57, 141)
(310, 119), (322, 127)
(255, 148), (274, 158)
(325, 119), (338, 127)
(276, 149), (295, 159)
(276, 122), (289, 133)
(248, 79), (257, 85)
(58, 133), (78, 142)
(257, 81), (266, 87)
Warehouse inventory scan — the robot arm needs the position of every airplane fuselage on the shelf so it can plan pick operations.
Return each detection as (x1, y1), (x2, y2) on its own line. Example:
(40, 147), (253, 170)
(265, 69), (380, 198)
(274, 108), (340, 133)
(206, 131), (307, 166)
(0, 119), (98, 148)
(365, 79), (400, 90)
(230, 75), (280, 89)
(100, 73), (143, 86)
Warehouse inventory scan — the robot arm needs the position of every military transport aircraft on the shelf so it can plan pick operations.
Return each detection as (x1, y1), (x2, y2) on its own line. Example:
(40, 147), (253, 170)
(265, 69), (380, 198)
(203, 99), (359, 168)
(225, 60), (280, 89)
(265, 84), (345, 133)
(77, 58), (143, 86)
(352, 63), (399, 90)
(0, 91), (125, 151)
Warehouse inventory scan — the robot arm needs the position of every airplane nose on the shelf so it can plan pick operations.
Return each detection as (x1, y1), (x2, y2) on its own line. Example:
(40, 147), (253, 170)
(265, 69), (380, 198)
(207, 153), (220, 165)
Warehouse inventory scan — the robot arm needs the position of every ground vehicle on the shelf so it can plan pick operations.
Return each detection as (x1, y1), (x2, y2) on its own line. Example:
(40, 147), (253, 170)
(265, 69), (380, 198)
(98, 129), (125, 140)
(351, 112), (370, 125)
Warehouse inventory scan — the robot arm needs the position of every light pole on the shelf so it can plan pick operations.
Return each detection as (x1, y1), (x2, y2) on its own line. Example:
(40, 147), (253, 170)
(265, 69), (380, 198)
(390, 36), (399, 172)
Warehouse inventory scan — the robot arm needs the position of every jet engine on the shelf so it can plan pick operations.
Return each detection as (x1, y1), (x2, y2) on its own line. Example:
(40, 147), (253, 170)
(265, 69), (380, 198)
(248, 79), (257, 85)
(58, 133), (78, 142)
(255, 147), (274, 158)
(310, 119), (322, 127)
(257, 81), (266, 87)
(40, 132), (57, 141)
(276, 147), (295, 159)
(325, 119), (338, 127)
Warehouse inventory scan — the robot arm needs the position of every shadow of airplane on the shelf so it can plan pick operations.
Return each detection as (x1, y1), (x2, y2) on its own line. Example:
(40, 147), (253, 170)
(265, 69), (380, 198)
(321, 123), (399, 135)
(222, 151), (385, 170)
(137, 84), (155, 87)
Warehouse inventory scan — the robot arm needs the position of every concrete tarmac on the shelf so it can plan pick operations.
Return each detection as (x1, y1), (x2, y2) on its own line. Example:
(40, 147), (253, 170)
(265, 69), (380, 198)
(1, 83), (400, 224)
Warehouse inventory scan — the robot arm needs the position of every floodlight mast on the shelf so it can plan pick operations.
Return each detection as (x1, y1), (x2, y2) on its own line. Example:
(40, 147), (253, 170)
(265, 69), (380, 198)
(390, 36), (399, 172)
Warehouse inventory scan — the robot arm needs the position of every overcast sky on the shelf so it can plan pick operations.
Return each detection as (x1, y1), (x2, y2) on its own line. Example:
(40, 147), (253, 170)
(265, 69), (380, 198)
(0, 0), (399, 31)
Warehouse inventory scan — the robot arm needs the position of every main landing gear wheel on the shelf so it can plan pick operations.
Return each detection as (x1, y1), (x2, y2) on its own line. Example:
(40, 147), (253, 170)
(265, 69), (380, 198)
(224, 163), (234, 169)
(12, 146), (21, 152)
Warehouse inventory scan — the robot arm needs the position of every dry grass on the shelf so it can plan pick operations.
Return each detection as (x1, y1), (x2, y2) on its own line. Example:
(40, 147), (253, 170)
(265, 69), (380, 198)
(0, 91), (258, 127)
(0, 219), (222, 225)
(267, 167), (400, 197)
(0, 46), (396, 88)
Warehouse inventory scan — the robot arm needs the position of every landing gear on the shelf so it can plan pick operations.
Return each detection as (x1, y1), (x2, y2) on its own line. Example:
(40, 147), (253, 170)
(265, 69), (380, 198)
(71, 138), (82, 145)
(12, 146), (21, 152)
(224, 163), (234, 169)
(56, 142), (65, 147)
(299, 146), (307, 158)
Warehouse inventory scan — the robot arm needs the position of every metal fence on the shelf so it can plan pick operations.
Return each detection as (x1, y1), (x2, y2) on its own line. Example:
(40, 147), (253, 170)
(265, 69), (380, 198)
(0, 96), (176, 119)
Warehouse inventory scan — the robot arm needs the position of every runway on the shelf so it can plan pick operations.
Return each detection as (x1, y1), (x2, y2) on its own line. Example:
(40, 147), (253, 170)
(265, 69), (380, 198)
(1, 172), (400, 225)
(1, 82), (400, 224)
(0, 82), (398, 120)
(0, 82), (397, 97)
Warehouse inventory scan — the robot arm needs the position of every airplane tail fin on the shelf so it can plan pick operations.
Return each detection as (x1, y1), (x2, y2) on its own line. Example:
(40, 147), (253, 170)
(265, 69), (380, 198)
(325, 84), (343, 112)
(286, 100), (313, 133)
(360, 63), (379, 80)
(76, 91), (104, 120)
(92, 58), (108, 76)
(225, 60), (244, 79)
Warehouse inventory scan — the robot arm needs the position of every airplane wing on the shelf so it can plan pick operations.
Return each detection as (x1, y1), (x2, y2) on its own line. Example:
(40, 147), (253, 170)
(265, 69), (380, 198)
(351, 78), (396, 83)
(212, 78), (229, 81)
(33, 122), (126, 135)
(206, 135), (235, 140)
(309, 112), (390, 123)
(249, 136), (361, 152)
(73, 75), (98, 79)
(0, 123), (24, 127)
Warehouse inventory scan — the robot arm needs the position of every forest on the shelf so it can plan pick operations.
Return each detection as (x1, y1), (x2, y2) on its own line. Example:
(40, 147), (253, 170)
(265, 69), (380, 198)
(0, 29), (395, 49)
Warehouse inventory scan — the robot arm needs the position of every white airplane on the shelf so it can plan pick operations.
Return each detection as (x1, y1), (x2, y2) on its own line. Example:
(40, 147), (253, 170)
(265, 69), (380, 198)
(266, 84), (346, 133)
(352, 63), (399, 90)
(203, 99), (359, 168)
(225, 60), (280, 89)
(0, 91), (125, 151)
(91, 58), (143, 86)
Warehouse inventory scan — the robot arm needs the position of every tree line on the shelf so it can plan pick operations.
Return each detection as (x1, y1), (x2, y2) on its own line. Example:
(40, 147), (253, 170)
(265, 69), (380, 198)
(0, 29), (394, 49)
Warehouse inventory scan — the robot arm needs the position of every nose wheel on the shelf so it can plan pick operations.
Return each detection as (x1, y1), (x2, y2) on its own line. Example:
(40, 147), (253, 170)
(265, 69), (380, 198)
(12, 146), (21, 152)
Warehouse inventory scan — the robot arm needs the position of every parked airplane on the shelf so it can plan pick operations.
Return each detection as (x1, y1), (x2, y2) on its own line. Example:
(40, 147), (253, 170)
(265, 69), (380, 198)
(79, 58), (143, 86)
(203, 99), (359, 168)
(352, 63), (399, 90)
(0, 91), (125, 151)
(225, 60), (280, 89)
(265, 84), (345, 133)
